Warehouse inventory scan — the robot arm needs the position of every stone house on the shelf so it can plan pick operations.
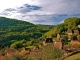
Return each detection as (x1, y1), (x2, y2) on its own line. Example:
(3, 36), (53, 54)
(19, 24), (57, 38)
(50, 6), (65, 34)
(78, 25), (80, 28)
(67, 30), (73, 36)
(57, 34), (61, 39)
(33, 45), (40, 50)
(74, 30), (79, 35)
(41, 38), (53, 46)
(70, 40), (80, 46)
(45, 38), (53, 43)
(57, 33), (67, 39)
(77, 35), (80, 40)
(62, 45), (76, 52)
(54, 40), (62, 49)
(67, 30), (79, 40)
(67, 30), (79, 35)
(24, 47), (31, 52)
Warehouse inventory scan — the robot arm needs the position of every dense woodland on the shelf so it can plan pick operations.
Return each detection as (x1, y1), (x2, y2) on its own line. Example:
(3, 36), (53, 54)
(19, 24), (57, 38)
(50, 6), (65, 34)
(0, 17), (80, 49)
(42, 17), (80, 38)
(0, 17), (53, 48)
(0, 17), (80, 60)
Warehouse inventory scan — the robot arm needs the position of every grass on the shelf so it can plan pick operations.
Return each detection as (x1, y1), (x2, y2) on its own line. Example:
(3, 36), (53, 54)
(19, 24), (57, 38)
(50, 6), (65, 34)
(26, 46), (34, 49)
(64, 53), (80, 60)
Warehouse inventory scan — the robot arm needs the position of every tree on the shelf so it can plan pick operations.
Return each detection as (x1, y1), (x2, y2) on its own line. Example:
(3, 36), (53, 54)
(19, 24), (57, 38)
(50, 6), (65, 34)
(72, 35), (77, 40)
(42, 17), (80, 38)
(61, 36), (68, 45)
(10, 40), (26, 49)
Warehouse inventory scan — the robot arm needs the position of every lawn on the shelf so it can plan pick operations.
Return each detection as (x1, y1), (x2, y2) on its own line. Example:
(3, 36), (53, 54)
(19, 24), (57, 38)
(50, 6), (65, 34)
(64, 53), (80, 60)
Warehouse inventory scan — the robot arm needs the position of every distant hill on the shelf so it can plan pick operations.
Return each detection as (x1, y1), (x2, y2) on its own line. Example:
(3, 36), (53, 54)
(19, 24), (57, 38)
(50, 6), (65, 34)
(0, 17), (53, 47)
(0, 17), (34, 30)
(42, 17), (80, 38)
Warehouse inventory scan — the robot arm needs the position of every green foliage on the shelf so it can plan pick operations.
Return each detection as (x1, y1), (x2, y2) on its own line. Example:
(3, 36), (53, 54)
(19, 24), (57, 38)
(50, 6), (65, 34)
(10, 40), (26, 49)
(39, 44), (63, 60)
(76, 58), (80, 60)
(27, 57), (35, 60)
(61, 36), (68, 44)
(53, 47), (63, 59)
(2, 54), (35, 60)
(42, 24), (65, 38)
(72, 35), (78, 40)
(64, 17), (80, 29)
(42, 17), (80, 38)
(0, 17), (52, 48)
(0, 49), (6, 55)
(26, 40), (35, 46)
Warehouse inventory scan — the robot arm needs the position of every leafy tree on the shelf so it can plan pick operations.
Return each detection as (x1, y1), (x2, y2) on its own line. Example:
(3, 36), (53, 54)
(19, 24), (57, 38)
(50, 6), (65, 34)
(2, 54), (35, 60)
(61, 36), (68, 45)
(42, 17), (80, 38)
(72, 35), (77, 40)
(0, 17), (52, 48)
(10, 40), (26, 49)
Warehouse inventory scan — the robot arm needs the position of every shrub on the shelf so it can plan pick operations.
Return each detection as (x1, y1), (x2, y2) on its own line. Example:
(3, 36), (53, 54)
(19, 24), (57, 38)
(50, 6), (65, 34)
(19, 49), (30, 56)
(2, 55), (24, 60)
(2, 54), (35, 60)
(10, 40), (26, 49)
(39, 44), (63, 60)
(27, 57), (35, 60)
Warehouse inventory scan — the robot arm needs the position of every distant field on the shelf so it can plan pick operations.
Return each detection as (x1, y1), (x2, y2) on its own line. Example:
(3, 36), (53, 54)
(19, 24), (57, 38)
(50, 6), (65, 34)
(64, 53), (80, 60)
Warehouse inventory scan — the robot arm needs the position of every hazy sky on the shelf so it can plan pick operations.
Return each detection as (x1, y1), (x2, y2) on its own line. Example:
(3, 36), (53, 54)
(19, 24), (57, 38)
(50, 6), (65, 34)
(0, 0), (80, 25)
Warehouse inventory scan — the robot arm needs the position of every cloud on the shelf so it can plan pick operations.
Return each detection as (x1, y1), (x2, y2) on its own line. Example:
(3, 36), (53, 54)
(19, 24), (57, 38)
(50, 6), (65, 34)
(0, 0), (80, 25)
(38, 0), (80, 14)
(0, 8), (16, 16)
(17, 4), (41, 14)
(13, 14), (80, 25)
(4, 8), (15, 12)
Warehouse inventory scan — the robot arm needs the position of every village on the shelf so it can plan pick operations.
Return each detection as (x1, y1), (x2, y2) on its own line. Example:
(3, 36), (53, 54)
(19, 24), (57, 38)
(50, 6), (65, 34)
(0, 25), (80, 60)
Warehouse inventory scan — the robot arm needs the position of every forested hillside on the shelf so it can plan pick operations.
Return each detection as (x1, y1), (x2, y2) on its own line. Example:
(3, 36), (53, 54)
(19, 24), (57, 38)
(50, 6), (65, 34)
(42, 17), (80, 38)
(0, 17), (80, 48)
(0, 17), (53, 48)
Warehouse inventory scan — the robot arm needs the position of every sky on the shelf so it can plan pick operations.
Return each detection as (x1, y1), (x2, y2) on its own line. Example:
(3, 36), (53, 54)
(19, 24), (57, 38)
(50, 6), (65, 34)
(0, 0), (80, 25)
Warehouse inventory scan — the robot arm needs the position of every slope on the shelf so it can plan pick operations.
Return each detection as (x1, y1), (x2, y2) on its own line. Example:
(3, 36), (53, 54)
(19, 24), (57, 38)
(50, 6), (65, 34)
(42, 17), (80, 38)
(0, 17), (52, 48)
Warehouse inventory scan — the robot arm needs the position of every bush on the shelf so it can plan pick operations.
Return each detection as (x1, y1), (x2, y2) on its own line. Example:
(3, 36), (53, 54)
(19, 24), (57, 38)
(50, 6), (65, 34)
(27, 57), (35, 60)
(10, 40), (26, 49)
(2, 54), (35, 60)
(39, 44), (63, 60)
(19, 49), (30, 56)
(2, 55), (24, 60)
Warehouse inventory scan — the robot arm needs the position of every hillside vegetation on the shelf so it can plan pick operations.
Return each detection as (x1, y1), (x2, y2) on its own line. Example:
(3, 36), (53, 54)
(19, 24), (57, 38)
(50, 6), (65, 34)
(42, 17), (80, 38)
(0, 17), (53, 48)
(0, 17), (80, 60)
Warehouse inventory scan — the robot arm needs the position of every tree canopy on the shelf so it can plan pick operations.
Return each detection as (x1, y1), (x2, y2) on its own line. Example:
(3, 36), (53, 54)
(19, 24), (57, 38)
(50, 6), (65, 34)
(0, 17), (53, 48)
(42, 17), (80, 38)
